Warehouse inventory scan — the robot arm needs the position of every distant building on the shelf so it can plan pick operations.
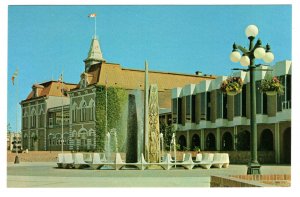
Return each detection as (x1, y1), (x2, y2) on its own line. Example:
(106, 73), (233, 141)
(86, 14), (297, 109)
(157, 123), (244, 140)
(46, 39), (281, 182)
(171, 60), (291, 164)
(7, 132), (22, 152)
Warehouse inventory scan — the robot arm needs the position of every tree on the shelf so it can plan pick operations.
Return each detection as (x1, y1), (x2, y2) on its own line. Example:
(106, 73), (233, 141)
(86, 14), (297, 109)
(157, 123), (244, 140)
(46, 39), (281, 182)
(159, 121), (175, 151)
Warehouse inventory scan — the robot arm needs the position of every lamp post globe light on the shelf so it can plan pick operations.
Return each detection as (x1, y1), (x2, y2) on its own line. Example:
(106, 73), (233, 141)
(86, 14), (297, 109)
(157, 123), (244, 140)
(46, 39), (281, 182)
(229, 24), (275, 175)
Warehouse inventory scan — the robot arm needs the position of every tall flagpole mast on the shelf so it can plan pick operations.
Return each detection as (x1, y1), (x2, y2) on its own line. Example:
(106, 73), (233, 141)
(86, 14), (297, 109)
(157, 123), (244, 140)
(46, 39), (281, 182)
(105, 73), (108, 135)
(61, 70), (64, 153)
(15, 68), (19, 159)
(94, 15), (97, 37)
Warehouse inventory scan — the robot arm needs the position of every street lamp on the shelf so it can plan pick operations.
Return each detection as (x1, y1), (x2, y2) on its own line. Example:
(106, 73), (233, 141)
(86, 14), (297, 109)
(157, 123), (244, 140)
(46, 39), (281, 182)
(229, 24), (275, 174)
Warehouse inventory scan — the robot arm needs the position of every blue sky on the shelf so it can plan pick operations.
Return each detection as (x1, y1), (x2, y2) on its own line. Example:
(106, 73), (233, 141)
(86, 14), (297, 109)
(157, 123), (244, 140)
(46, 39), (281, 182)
(6, 5), (291, 132)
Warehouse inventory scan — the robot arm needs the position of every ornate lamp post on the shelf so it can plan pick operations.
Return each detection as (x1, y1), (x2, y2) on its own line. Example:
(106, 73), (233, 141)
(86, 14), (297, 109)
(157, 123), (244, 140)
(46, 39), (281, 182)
(229, 25), (275, 174)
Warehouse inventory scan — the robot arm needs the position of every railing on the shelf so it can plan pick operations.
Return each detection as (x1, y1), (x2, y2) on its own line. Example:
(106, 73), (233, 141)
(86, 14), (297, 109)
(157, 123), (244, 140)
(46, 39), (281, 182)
(282, 100), (291, 110)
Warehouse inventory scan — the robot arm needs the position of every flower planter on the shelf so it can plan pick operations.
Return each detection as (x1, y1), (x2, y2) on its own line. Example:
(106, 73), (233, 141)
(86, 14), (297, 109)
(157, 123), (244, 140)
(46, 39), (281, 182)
(266, 91), (277, 96)
(227, 91), (238, 96)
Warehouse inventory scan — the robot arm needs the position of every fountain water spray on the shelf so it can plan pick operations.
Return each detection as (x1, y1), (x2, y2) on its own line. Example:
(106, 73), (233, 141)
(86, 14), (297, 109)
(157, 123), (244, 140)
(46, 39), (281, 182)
(171, 133), (176, 168)
(160, 133), (164, 161)
(105, 132), (111, 162)
(111, 128), (118, 153)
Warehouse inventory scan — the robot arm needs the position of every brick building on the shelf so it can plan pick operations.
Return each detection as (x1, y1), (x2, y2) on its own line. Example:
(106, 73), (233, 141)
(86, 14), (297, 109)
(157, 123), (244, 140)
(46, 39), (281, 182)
(20, 35), (215, 151)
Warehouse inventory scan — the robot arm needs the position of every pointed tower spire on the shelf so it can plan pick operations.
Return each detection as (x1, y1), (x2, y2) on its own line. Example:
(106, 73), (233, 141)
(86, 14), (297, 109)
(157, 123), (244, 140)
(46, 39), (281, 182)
(84, 35), (105, 72)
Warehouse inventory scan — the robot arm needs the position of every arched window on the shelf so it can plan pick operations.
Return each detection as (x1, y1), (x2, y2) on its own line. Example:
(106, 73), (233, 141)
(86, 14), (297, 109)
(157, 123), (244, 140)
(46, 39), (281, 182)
(89, 100), (95, 121)
(191, 134), (200, 150)
(222, 132), (233, 151)
(38, 107), (44, 128)
(206, 133), (216, 151)
(237, 130), (250, 151)
(31, 109), (37, 128)
(260, 129), (273, 151)
(178, 135), (187, 151)
(80, 101), (86, 122)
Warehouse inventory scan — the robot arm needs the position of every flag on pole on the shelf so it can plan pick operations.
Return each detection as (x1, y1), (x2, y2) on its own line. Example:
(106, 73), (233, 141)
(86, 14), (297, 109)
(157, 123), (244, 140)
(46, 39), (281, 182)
(11, 68), (19, 85)
(88, 13), (96, 18)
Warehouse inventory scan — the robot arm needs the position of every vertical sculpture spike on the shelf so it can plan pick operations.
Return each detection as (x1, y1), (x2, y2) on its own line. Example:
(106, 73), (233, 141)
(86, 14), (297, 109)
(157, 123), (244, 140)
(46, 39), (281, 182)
(148, 84), (160, 163)
(144, 61), (149, 162)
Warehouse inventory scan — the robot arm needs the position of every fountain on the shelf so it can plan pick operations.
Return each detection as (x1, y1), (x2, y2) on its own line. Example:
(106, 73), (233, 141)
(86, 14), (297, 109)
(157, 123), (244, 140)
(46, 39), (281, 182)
(170, 133), (177, 167)
(104, 132), (111, 162)
(110, 128), (118, 153)
(160, 133), (164, 161)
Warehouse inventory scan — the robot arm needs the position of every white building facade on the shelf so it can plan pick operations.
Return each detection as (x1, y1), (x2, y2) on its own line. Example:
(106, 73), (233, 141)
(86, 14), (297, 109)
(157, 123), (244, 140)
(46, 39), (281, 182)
(171, 60), (291, 164)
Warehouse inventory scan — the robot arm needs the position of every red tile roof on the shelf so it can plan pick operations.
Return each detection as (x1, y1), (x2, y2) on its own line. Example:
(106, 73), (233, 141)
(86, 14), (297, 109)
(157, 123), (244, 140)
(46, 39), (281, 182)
(23, 81), (78, 102)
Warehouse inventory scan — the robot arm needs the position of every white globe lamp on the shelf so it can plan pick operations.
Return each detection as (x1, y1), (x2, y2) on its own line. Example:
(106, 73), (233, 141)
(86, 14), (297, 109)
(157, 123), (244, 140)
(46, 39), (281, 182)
(263, 52), (274, 63)
(245, 25), (259, 38)
(230, 51), (241, 62)
(254, 47), (266, 59)
(240, 55), (250, 66)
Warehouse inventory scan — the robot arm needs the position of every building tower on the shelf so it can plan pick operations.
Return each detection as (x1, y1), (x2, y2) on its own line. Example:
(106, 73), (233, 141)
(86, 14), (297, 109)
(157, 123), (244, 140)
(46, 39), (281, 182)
(83, 36), (105, 72)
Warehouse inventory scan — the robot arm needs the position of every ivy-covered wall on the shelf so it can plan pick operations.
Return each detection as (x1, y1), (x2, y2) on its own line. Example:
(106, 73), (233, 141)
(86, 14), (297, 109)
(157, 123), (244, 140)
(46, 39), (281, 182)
(95, 86), (128, 152)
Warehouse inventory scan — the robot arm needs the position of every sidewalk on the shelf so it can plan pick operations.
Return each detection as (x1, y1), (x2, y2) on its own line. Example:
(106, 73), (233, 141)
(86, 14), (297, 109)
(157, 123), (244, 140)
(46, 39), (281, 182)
(7, 162), (291, 187)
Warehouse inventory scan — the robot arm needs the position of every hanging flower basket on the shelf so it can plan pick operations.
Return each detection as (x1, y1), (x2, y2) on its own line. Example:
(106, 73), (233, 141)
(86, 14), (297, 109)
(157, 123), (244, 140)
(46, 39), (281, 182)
(259, 75), (284, 96)
(220, 77), (243, 96)
(266, 91), (277, 96)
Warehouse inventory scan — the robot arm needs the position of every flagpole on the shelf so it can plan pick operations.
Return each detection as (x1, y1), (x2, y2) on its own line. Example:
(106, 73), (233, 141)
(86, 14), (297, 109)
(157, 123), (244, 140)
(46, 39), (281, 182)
(94, 15), (97, 37)
(15, 68), (19, 161)
(61, 70), (64, 154)
(105, 73), (108, 136)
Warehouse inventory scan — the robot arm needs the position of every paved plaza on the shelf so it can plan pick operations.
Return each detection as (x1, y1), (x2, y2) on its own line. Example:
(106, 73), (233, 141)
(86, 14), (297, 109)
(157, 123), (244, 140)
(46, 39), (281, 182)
(7, 162), (291, 187)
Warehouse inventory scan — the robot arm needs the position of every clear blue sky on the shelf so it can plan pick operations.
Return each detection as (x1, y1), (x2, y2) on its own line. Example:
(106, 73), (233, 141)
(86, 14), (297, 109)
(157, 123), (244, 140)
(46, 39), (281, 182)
(7, 5), (291, 132)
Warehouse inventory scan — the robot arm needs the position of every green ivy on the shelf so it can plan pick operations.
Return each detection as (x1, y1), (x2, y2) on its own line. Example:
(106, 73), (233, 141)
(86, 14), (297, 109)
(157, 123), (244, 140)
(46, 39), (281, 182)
(95, 86), (128, 152)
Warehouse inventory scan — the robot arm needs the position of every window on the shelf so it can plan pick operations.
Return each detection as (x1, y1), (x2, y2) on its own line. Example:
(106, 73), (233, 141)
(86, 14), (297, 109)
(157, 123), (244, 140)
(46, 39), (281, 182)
(72, 108), (76, 123)
(263, 93), (268, 115)
(234, 92), (241, 116)
(31, 114), (36, 128)
(277, 75), (291, 111)
(76, 109), (80, 122)
(172, 98), (178, 124)
(49, 118), (53, 128)
(185, 96), (191, 122)
(242, 85), (247, 117)
(222, 132), (233, 151)
(223, 94), (228, 119)
(200, 92), (206, 120)
(191, 95), (196, 123)
(217, 90), (223, 119)
(81, 103), (86, 121)
(177, 98), (182, 124)
(206, 92), (211, 121)
(206, 133), (216, 151)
